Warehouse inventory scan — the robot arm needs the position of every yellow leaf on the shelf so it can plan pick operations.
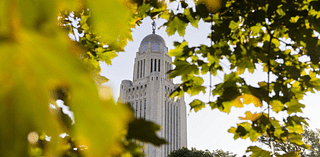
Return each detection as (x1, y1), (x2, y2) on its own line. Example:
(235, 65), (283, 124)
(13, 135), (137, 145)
(239, 111), (262, 121)
(242, 94), (262, 107)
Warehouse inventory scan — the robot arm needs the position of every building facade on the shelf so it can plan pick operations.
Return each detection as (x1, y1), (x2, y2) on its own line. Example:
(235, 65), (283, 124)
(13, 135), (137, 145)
(119, 32), (187, 157)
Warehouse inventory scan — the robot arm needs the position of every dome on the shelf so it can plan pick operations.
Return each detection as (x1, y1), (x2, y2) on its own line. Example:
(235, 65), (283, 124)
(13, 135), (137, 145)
(140, 34), (166, 46)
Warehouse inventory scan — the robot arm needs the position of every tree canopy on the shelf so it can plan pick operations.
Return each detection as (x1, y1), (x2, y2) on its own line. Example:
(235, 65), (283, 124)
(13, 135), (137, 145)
(1, 0), (320, 156)
(168, 147), (236, 157)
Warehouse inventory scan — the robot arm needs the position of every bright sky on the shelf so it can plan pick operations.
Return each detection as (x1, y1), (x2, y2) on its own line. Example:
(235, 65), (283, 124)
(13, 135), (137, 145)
(100, 3), (320, 156)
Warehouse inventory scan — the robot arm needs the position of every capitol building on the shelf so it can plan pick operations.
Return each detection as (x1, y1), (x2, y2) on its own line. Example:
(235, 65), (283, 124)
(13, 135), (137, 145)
(119, 26), (187, 157)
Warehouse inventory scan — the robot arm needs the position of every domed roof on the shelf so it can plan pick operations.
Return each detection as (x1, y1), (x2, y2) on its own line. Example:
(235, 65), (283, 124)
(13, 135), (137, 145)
(140, 34), (166, 46)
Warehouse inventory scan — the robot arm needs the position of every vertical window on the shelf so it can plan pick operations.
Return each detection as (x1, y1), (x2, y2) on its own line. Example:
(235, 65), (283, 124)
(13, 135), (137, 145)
(143, 59), (145, 77)
(140, 60), (143, 78)
(136, 101), (138, 117)
(137, 61), (139, 79)
(173, 105), (175, 150)
(144, 99), (146, 119)
(176, 106), (178, 149)
(154, 59), (157, 71)
(140, 101), (142, 118)
(170, 103), (173, 150)
(151, 59), (153, 72)
(165, 101), (167, 154)
(158, 59), (160, 71)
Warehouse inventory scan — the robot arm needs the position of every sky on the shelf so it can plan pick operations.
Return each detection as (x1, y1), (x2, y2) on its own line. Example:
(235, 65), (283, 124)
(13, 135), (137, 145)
(100, 2), (320, 156)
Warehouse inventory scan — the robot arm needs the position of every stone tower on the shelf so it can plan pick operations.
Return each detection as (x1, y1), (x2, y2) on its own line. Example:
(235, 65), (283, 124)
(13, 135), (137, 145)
(119, 24), (187, 157)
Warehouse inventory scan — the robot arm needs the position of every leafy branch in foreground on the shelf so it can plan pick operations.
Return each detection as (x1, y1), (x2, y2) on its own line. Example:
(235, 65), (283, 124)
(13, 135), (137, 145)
(0, 0), (167, 156)
(161, 0), (320, 156)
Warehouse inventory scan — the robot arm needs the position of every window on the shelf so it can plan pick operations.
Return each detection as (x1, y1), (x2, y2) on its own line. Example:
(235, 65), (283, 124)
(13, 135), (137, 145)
(151, 59), (153, 72)
(144, 99), (146, 119)
(136, 101), (138, 117)
(140, 101), (142, 118)
(137, 61), (139, 79)
(156, 77), (158, 80)
(145, 84), (147, 88)
(143, 59), (145, 77)
(137, 86), (139, 90)
(140, 44), (148, 51)
(122, 85), (123, 89)
(158, 59), (160, 71)
(151, 43), (160, 51)
(154, 59), (157, 71)
(140, 60), (143, 78)
(129, 89), (131, 92)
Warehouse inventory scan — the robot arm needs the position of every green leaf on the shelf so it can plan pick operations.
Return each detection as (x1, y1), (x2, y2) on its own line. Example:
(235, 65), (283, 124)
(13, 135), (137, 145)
(168, 41), (189, 57)
(88, 0), (132, 49)
(288, 134), (304, 145)
(166, 16), (188, 36)
(250, 23), (262, 36)
(246, 146), (271, 157)
(19, 0), (55, 30)
(270, 100), (284, 113)
(0, 29), (132, 157)
(287, 121), (304, 134)
(189, 99), (205, 112)
(229, 20), (239, 30)
(286, 99), (305, 115)
(127, 118), (166, 146)
(184, 8), (199, 28)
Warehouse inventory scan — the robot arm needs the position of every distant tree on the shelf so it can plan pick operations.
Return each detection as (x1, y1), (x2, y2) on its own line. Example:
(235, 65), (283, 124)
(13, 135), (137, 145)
(168, 147), (236, 157)
(257, 128), (320, 156)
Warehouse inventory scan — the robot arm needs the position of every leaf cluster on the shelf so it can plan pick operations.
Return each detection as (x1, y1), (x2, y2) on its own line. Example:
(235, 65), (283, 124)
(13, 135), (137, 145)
(162, 0), (320, 156)
(0, 0), (168, 156)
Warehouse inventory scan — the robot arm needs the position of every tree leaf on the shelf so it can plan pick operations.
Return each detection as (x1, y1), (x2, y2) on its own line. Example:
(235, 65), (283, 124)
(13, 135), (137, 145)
(166, 16), (188, 36)
(286, 99), (305, 115)
(246, 146), (271, 157)
(270, 100), (284, 113)
(87, 0), (132, 49)
(127, 118), (166, 146)
(190, 99), (205, 112)
(239, 111), (262, 121)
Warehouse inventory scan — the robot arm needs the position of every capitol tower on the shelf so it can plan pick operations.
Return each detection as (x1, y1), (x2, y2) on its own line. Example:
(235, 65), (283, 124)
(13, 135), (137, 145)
(119, 22), (187, 157)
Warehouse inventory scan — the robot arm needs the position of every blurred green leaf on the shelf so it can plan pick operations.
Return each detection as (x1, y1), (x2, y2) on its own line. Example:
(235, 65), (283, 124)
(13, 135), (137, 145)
(127, 119), (166, 146)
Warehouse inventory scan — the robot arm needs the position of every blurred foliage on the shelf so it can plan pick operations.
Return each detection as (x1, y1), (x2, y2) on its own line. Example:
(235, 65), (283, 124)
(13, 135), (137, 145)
(0, 0), (166, 156)
(162, 0), (320, 156)
(168, 147), (236, 157)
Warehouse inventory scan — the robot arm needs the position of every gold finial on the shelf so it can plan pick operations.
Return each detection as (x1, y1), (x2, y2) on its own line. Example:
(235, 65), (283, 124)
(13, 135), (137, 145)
(152, 20), (156, 34)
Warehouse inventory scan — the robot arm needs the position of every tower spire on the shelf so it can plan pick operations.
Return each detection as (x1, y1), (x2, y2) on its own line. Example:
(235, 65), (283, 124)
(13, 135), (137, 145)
(152, 20), (156, 34)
